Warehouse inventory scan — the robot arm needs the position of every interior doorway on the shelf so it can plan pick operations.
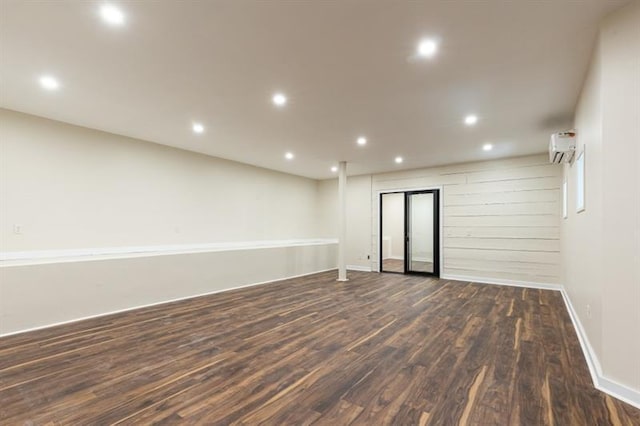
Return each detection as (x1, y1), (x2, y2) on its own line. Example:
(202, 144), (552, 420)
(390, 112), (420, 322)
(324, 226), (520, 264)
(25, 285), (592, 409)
(379, 189), (440, 277)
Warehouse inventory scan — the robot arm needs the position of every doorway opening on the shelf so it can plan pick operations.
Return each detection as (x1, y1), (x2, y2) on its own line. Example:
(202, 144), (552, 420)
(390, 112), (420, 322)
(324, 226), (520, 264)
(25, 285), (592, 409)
(379, 189), (440, 277)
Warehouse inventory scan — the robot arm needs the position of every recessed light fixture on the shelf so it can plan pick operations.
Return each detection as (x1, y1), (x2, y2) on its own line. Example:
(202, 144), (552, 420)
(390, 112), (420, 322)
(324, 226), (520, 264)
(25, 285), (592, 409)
(39, 75), (59, 91)
(272, 93), (287, 107)
(483, 143), (493, 151)
(331, 166), (338, 173)
(192, 123), (204, 134)
(357, 136), (367, 146)
(285, 152), (294, 160)
(395, 156), (403, 164)
(464, 114), (478, 126)
(100, 4), (125, 26)
(417, 39), (438, 58)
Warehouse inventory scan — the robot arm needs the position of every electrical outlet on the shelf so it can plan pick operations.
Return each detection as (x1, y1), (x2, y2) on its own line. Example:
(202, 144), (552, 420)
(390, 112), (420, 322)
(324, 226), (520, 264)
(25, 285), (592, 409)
(586, 304), (592, 318)
(13, 224), (23, 235)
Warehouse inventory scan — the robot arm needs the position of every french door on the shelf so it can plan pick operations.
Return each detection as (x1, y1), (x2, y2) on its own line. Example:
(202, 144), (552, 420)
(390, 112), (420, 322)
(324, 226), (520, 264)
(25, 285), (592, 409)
(380, 189), (440, 277)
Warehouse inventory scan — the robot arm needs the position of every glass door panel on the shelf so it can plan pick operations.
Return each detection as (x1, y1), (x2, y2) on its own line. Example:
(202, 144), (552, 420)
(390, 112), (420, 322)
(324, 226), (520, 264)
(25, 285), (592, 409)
(380, 192), (405, 273)
(406, 192), (437, 274)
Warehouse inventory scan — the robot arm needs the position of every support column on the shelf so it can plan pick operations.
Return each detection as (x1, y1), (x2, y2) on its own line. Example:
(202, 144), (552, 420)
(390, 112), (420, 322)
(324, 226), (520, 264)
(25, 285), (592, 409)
(337, 161), (348, 281)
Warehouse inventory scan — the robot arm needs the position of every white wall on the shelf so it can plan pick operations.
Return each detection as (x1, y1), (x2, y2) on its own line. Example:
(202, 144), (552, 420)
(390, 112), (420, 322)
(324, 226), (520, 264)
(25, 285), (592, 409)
(0, 243), (336, 335)
(0, 108), (337, 335)
(563, 0), (640, 398)
(318, 174), (372, 270)
(319, 154), (562, 284)
(0, 108), (320, 251)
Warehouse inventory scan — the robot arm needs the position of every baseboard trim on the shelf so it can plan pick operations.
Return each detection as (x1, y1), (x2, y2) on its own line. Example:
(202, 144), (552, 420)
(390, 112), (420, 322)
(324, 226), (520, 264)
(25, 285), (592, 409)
(441, 272), (639, 409)
(0, 267), (338, 338)
(440, 273), (562, 291)
(347, 264), (372, 272)
(560, 288), (640, 409)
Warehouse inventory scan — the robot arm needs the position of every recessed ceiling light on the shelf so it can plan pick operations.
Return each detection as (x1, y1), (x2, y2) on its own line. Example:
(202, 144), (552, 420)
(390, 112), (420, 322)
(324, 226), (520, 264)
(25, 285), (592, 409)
(192, 123), (204, 134)
(395, 156), (403, 164)
(417, 39), (438, 58)
(483, 143), (493, 151)
(357, 136), (367, 146)
(464, 115), (478, 126)
(285, 152), (294, 160)
(331, 166), (338, 172)
(272, 93), (287, 107)
(39, 75), (59, 90)
(100, 4), (125, 26)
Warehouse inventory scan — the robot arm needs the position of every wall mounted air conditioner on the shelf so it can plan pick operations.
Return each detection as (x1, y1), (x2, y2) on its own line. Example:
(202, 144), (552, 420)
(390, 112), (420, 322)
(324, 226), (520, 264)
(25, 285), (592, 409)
(549, 131), (576, 164)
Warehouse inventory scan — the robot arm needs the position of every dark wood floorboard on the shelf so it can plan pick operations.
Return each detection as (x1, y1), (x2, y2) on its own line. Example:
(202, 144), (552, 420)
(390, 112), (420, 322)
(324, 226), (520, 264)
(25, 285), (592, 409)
(1, 271), (638, 425)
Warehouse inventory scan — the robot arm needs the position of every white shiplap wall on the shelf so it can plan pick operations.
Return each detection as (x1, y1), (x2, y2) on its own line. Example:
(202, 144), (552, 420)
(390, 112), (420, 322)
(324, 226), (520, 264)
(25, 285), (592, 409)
(370, 154), (562, 285)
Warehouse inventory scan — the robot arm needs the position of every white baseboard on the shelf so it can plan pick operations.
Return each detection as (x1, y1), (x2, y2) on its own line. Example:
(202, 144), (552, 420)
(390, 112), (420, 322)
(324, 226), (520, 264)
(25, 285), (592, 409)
(441, 272), (639, 409)
(560, 288), (640, 409)
(440, 273), (562, 291)
(0, 267), (337, 338)
(347, 264), (372, 272)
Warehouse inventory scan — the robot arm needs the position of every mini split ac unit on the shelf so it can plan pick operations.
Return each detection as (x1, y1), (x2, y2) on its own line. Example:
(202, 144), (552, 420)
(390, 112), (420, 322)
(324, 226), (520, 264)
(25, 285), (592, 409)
(549, 131), (576, 164)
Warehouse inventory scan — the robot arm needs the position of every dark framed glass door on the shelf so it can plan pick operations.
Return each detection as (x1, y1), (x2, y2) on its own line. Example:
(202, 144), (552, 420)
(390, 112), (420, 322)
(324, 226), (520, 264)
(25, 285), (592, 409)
(380, 189), (439, 277)
(405, 190), (440, 276)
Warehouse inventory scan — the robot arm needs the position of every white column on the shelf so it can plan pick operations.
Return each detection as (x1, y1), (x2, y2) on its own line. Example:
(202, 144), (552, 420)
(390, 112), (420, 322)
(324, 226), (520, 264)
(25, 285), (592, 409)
(337, 161), (348, 281)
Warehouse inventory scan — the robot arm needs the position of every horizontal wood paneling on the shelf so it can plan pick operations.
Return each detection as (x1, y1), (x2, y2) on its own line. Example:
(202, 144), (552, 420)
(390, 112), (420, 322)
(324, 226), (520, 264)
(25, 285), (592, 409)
(445, 189), (560, 206)
(443, 248), (558, 264)
(445, 201), (559, 216)
(446, 237), (560, 252)
(373, 174), (465, 190)
(444, 226), (560, 239)
(465, 165), (559, 183)
(445, 258), (561, 275)
(372, 154), (562, 283)
(445, 215), (559, 227)
(445, 177), (559, 195)
(444, 268), (559, 282)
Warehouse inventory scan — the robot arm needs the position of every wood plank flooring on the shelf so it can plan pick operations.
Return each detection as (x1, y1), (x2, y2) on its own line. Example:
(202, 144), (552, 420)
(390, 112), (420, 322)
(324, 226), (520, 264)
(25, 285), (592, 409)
(1, 271), (638, 425)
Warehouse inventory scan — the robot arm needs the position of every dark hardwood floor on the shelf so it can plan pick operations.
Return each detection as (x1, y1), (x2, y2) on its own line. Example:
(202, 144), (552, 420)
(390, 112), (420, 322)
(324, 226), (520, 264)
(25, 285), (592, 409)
(1, 271), (638, 425)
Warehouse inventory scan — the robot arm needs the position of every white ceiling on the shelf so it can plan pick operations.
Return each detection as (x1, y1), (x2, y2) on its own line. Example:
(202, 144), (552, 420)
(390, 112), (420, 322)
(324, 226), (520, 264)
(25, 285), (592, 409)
(0, 0), (627, 179)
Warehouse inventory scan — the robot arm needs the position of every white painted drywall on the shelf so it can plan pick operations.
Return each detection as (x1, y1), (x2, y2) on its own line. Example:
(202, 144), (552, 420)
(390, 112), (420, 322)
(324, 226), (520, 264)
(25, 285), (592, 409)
(0, 108), (320, 251)
(0, 109), (337, 335)
(0, 243), (337, 335)
(317, 174), (372, 270)
(563, 0), (640, 394)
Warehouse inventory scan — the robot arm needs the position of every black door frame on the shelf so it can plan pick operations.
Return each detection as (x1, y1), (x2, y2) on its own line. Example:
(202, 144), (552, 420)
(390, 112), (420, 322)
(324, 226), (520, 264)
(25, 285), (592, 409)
(379, 189), (440, 277)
